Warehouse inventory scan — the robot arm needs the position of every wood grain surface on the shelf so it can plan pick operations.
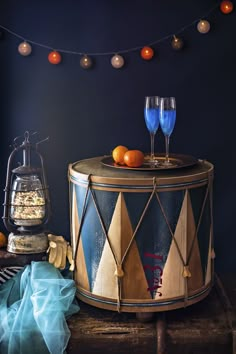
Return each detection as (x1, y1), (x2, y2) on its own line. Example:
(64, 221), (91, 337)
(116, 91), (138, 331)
(67, 274), (235, 354)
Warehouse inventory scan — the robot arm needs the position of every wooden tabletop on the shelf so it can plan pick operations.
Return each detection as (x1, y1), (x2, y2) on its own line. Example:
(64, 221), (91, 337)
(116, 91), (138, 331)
(0, 249), (235, 353)
(67, 273), (236, 354)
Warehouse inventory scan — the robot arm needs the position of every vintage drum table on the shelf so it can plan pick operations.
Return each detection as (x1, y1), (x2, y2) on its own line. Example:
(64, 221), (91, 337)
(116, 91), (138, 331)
(68, 155), (214, 313)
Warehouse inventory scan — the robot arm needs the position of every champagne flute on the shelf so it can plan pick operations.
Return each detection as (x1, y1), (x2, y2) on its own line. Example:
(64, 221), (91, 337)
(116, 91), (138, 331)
(159, 97), (176, 166)
(144, 96), (160, 165)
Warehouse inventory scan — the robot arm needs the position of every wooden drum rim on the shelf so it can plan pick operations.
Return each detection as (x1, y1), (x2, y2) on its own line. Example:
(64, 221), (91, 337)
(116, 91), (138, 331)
(68, 156), (214, 192)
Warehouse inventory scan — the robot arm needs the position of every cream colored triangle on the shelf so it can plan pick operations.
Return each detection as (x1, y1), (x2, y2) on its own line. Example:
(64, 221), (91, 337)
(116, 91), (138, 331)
(157, 190), (203, 299)
(92, 237), (117, 298)
(93, 192), (151, 300)
(205, 224), (213, 286)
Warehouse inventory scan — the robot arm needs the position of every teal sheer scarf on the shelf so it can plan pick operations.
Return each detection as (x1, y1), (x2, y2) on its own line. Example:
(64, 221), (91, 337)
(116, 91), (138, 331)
(0, 261), (80, 354)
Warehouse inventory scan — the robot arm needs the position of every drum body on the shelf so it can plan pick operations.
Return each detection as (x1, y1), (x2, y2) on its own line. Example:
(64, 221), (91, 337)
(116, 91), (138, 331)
(68, 157), (214, 312)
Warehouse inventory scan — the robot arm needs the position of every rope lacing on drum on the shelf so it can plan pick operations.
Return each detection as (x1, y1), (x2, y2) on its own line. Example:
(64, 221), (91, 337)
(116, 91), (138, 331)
(152, 177), (190, 300)
(152, 176), (212, 305)
(152, 177), (189, 304)
(185, 172), (214, 300)
(186, 182), (210, 269)
(88, 187), (123, 311)
(70, 173), (125, 312)
(152, 177), (186, 268)
(88, 178), (157, 312)
(72, 172), (213, 310)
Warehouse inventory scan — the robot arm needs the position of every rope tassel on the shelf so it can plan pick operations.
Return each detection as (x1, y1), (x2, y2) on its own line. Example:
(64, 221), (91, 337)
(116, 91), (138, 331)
(182, 265), (191, 278)
(114, 264), (124, 278)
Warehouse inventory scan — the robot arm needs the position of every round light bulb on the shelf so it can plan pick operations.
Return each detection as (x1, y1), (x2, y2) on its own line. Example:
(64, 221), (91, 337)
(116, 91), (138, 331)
(111, 54), (125, 69)
(80, 55), (93, 69)
(220, 0), (234, 14)
(197, 20), (211, 34)
(171, 36), (184, 50)
(48, 51), (62, 64)
(18, 41), (32, 56)
(140, 46), (154, 60)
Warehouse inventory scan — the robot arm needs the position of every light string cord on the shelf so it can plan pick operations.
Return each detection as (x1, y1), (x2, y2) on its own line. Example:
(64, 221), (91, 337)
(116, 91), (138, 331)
(0, 2), (220, 56)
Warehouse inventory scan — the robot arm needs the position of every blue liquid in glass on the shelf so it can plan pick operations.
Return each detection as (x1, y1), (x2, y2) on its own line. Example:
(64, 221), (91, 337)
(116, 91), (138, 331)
(144, 108), (160, 133)
(159, 110), (176, 136)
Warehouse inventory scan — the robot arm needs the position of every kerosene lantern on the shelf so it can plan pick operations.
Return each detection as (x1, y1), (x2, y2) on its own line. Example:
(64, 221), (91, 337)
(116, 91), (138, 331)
(3, 131), (50, 254)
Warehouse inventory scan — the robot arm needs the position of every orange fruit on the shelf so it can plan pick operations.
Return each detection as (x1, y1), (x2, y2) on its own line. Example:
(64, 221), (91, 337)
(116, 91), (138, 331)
(0, 232), (7, 248)
(112, 145), (128, 165)
(124, 150), (144, 167)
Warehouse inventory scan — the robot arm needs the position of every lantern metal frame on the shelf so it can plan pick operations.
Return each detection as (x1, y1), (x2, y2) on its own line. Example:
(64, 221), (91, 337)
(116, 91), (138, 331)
(2, 131), (51, 254)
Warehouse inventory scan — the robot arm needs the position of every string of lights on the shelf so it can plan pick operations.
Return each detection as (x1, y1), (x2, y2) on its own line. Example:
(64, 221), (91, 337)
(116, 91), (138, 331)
(0, 0), (234, 68)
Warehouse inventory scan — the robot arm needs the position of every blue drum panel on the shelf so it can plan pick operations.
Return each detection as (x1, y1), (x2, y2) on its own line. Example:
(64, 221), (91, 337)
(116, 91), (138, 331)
(75, 186), (120, 291)
(189, 185), (208, 229)
(74, 184), (87, 220)
(92, 189), (119, 231)
(74, 187), (104, 291)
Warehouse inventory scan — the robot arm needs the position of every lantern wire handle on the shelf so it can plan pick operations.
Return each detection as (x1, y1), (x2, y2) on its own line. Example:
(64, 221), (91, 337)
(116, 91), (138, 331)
(36, 137), (49, 149)
(11, 131), (38, 149)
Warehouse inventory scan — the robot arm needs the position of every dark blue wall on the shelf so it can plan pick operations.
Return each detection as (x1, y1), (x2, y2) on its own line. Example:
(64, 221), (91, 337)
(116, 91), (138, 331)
(0, 0), (235, 272)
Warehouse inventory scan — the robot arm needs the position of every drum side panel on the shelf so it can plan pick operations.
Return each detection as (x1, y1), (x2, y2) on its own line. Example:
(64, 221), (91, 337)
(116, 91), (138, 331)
(92, 191), (123, 299)
(122, 192), (151, 231)
(185, 190), (204, 292)
(189, 185), (207, 226)
(71, 184), (90, 291)
(92, 189), (119, 232)
(134, 195), (171, 299)
(158, 190), (186, 233)
(93, 192), (151, 300)
(87, 188), (120, 298)
(70, 183), (80, 251)
(159, 190), (204, 299)
(122, 244), (152, 300)
(92, 239), (117, 299)
(75, 237), (90, 291)
(159, 191), (189, 299)
(125, 190), (184, 299)
(74, 186), (107, 291)
(189, 186), (211, 282)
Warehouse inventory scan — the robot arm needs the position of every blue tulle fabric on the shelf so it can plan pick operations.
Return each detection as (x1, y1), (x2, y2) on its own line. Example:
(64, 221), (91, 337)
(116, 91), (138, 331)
(0, 261), (80, 354)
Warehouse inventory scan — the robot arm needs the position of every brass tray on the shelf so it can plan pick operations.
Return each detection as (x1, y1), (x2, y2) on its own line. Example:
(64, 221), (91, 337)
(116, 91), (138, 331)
(101, 153), (198, 171)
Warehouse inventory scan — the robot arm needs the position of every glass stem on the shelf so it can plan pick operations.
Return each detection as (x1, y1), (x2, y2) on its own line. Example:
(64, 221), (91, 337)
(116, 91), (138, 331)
(165, 135), (170, 163)
(150, 132), (155, 161)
